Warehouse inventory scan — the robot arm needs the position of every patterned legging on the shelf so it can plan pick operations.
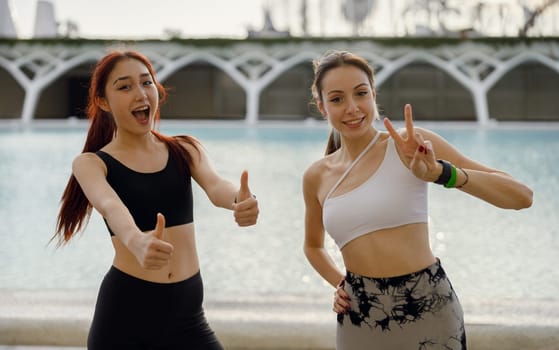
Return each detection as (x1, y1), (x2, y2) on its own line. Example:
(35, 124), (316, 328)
(337, 259), (466, 350)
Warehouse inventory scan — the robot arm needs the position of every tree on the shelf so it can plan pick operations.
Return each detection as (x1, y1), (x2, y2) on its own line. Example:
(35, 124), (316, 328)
(518, 0), (559, 37)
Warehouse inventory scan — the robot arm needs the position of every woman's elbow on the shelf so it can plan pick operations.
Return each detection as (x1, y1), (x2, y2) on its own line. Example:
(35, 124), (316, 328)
(303, 244), (312, 259)
(516, 187), (533, 210)
(303, 244), (321, 260)
(507, 186), (533, 210)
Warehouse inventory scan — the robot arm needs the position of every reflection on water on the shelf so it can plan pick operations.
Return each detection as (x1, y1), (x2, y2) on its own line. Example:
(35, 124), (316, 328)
(0, 123), (557, 324)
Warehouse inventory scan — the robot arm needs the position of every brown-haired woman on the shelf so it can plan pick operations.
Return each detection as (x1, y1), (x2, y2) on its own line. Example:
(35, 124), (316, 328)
(302, 50), (533, 349)
(54, 50), (259, 349)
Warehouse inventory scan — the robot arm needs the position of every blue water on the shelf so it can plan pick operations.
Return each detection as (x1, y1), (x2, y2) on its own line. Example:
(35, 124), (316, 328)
(0, 122), (558, 324)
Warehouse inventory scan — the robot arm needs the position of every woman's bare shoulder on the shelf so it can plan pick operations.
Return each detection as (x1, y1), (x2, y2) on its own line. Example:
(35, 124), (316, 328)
(303, 155), (336, 196)
(304, 157), (328, 180)
(71, 152), (107, 180)
(73, 151), (104, 166)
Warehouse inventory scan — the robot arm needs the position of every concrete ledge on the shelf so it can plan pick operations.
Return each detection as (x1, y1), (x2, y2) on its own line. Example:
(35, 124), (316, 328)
(0, 318), (336, 349)
(465, 324), (559, 350)
(1, 290), (558, 349)
(2, 319), (559, 350)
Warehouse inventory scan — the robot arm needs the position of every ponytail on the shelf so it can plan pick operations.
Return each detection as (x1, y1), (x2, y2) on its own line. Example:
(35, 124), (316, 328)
(325, 129), (341, 155)
(53, 110), (115, 245)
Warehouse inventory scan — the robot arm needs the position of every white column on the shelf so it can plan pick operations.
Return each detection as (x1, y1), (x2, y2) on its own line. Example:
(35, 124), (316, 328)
(21, 88), (39, 125)
(472, 88), (490, 126)
(245, 86), (259, 125)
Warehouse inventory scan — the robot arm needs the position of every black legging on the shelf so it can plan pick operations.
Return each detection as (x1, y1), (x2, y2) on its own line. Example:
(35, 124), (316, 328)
(88, 266), (223, 350)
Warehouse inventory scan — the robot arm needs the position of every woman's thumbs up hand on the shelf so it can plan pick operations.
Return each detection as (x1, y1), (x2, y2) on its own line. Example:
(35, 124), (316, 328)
(132, 213), (174, 269)
(233, 170), (259, 227)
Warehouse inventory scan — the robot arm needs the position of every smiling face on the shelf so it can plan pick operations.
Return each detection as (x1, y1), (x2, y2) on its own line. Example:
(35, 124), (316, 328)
(317, 64), (377, 138)
(98, 57), (159, 133)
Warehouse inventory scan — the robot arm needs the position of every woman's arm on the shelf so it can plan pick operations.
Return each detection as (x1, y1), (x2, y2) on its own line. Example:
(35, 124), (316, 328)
(184, 143), (259, 226)
(420, 128), (533, 210)
(384, 104), (533, 210)
(72, 153), (173, 268)
(302, 165), (345, 288)
(185, 143), (237, 208)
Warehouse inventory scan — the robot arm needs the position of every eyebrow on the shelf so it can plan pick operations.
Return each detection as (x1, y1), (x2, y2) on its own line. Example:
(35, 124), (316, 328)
(326, 82), (369, 94)
(112, 73), (152, 86)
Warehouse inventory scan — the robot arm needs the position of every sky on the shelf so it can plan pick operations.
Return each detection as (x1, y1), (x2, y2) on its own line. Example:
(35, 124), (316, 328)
(6, 0), (559, 39)
(9, 0), (271, 39)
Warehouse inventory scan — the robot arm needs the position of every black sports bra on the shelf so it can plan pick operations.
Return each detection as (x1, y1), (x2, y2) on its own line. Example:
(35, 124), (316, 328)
(95, 150), (194, 236)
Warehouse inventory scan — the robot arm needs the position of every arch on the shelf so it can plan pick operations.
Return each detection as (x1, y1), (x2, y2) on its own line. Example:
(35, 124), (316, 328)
(488, 61), (559, 121)
(34, 51), (104, 90)
(450, 50), (502, 72)
(35, 61), (96, 119)
(230, 51), (280, 79)
(355, 50), (391, 74)
(21, 51), (104, 123)
(259, 61), (316, 120)
(377, 61), (476, 121)
(237, 50), (320, 123)
(375, 51), (473, 92)
(483, 52), (559, 91)
(157, 52), (249, 90)
(160, 61), (246, 120)
(256, 51), (320, 91)
(0, 56), (30, 89)
(0, 65), (25, 119)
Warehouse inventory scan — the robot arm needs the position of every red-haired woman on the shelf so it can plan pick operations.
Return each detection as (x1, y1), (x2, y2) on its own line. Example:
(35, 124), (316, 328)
(55, 50), (259, 349)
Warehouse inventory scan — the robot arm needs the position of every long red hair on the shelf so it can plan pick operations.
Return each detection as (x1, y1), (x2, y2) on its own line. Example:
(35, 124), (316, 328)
(54, 50), (199, 245)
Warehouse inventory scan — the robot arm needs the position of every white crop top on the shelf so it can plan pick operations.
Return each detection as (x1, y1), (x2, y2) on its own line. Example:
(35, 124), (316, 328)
(322, 133), (428, 249)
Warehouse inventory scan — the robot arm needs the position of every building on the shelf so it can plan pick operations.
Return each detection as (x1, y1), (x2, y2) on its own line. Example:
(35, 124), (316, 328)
(0, 37), (558, 125)
(0, 0), (17, 39)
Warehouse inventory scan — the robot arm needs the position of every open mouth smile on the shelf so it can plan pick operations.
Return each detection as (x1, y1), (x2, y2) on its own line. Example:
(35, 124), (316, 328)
(132, 106), (150, 122)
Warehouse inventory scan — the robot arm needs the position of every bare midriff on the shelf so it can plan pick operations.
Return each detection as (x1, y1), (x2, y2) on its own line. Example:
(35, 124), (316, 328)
(341, 223), (436, 278)
(111, 222), (200, 283)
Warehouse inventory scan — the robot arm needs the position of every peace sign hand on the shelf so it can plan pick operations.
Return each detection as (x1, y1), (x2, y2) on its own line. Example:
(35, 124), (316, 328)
(383, 104), (441, 182)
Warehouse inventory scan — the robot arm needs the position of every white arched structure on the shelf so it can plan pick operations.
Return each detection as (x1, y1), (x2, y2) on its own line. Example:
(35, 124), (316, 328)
(0, 39), (557, 125)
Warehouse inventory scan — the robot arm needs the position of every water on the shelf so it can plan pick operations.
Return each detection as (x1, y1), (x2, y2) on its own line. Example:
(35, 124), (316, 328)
(1, 122), (558, 325)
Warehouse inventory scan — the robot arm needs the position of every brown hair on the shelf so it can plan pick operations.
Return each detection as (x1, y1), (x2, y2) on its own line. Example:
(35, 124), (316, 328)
(53, 50), (199, 245)
(311, 50), (378, 155)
